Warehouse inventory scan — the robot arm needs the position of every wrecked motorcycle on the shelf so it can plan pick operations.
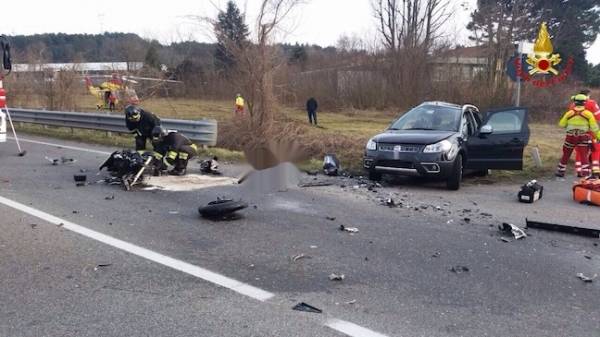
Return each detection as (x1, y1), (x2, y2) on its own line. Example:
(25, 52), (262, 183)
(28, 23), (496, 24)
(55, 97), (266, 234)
(99, 150), (154, 190)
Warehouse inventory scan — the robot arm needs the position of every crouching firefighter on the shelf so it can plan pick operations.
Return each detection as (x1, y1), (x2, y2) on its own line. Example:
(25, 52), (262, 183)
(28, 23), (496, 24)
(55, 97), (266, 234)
(125, 104), (161, 151)
(151, 126), (198, 176)
(556, 94), (600, 177)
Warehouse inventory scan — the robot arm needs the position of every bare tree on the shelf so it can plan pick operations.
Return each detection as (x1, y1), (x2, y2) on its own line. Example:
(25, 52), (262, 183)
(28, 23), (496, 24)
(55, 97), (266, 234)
(216, 0), (305, 135)
(372, 0), (450, 51)
(371, 0), (451, 107)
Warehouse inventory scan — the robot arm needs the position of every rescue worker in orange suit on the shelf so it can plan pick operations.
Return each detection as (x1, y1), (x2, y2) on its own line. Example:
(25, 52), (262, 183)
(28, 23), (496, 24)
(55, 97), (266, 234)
(568, 90), (600, 178)
(150, 126), (198, 176)
(125, 104), (161, 151)
(556, 94), (600, 177)
(235, 93), (245, 116)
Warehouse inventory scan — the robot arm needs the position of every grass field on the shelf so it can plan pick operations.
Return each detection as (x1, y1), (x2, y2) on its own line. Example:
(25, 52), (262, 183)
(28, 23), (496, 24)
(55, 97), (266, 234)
(14, 96), (567, 181)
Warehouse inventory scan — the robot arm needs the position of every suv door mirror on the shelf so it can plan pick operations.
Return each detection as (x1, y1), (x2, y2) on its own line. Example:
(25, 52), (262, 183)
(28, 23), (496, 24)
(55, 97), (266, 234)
(480, 124), (493, 135)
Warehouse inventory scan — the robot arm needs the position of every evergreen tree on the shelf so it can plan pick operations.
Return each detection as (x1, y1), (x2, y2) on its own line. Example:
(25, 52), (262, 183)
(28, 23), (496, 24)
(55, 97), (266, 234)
(587, 63), (600, 87)
(289, 43), (308, 68)
(533, 0), (600, 78)
(214, 1), (249, 71)
(468, 0), (600, 80)
(144, 41), (161, 70)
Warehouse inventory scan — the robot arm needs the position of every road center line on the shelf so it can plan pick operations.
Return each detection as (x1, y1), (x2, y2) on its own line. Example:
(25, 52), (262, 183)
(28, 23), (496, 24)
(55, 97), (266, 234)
(0, 195), (274, 302)
(325, 319), (391, 337)
(8, 137), (112, 155)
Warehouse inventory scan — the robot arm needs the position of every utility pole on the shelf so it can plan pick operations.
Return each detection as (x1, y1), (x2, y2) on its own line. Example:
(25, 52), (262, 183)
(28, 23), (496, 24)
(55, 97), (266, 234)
(515, 41), (534, 107)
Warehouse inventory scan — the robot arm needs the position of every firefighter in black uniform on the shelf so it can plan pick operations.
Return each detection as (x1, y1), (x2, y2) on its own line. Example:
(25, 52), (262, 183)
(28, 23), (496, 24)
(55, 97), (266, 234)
(151, 126), (198, 176)
(125, 105), (161, 151)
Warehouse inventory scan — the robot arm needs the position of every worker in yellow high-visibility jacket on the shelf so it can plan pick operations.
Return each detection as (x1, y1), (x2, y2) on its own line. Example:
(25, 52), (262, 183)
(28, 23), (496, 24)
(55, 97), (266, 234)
(556, 94), (600, 177)
(235, 93), (245, 116)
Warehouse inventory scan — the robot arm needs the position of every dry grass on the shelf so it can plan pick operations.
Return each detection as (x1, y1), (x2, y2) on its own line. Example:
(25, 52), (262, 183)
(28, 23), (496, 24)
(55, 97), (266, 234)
(14, 96), (569, 180)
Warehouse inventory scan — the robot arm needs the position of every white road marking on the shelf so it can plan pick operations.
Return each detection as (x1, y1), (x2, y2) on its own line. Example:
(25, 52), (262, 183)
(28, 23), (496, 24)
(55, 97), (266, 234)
(8, 137), (112, 155)
(0, 195), (274, 302)
(3, 136), (394, 337)
(325, 319), (391, 337)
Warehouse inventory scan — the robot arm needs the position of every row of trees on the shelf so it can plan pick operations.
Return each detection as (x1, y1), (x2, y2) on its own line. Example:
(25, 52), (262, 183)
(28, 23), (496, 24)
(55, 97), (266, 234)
(6, 1), (600, 114)
(467, 0), (600, 97)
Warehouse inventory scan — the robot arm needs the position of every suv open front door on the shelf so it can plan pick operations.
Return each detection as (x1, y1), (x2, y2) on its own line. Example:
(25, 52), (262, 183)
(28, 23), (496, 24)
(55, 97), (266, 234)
(466, 107), (530, 170)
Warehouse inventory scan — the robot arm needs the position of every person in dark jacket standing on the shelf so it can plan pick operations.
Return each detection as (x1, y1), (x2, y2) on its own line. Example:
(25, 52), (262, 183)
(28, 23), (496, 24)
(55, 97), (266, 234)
(125, 104), (161, 151)
(151, 126), (198, 176)
(306, 97), (318, 125)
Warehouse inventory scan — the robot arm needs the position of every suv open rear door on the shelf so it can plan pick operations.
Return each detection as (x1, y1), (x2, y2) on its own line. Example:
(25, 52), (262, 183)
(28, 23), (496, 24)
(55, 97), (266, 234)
(466, 107), (530, 170)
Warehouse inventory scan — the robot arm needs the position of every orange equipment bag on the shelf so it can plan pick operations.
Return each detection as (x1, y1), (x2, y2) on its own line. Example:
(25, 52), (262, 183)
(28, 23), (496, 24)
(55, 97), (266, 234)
(573, 179), (600, 206)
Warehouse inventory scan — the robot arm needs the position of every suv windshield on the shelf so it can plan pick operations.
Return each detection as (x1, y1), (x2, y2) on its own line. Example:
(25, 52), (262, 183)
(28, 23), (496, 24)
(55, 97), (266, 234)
(390, 104), (461, 132)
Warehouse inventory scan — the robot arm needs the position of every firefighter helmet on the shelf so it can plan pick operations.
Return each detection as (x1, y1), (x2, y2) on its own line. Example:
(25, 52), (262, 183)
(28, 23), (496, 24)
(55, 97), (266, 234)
(125, 105), (142, 122)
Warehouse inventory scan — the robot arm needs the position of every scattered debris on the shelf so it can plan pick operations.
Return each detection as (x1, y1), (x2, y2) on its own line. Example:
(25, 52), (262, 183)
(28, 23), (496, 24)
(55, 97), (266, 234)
(385, 198), (397, 207)
(79, 168), (88, 173)
(500, 237), (511, 243)
(104, 194), (115, 200)
(576, 273), (596, 283)
(499, 223), (527, 240)
(584, 255), (592, 260)
(94, 263), (112, 271)
(450, 265), (470, 273)
(446, 219), (454, 224)
(518, 180), (543, 203)
(57, 223), (64, 228)
(329, 273), (345, 281)
(431, 252), (441, 258)
(345, 299), (357, 305)
(30, 224), (37, 229)
(526, 219), (600, 238)
(480, 212), (493, 217)
(292, 302), (322, 314)
(310, 245), (318, 249)
(299, 181), (333, 188)
(306, 170), (318, 176)
(339, 225), (359, 234)
(198, 198), (248, 219)
(323, 153), (340, 176)
(326, 216), (336, 221)
(292, 254), (311, 262)
(463, 217), (471, 223)
(168, 210), (179, 215)
(73, 174), (87, 187)
(199, 157), (221, 175)
(45, 156), (76, 165)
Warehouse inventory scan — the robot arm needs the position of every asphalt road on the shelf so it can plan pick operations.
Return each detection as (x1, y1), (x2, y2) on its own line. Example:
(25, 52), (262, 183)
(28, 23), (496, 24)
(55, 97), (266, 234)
(1, 135), (599, 337)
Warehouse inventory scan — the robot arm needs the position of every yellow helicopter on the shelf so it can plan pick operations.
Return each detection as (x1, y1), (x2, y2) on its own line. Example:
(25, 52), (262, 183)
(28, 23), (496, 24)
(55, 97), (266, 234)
(85, 73), (181, 111)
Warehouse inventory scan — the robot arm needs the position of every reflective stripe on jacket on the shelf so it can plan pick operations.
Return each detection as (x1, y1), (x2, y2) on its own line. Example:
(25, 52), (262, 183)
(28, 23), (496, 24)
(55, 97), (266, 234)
(559, 107), (599, 134)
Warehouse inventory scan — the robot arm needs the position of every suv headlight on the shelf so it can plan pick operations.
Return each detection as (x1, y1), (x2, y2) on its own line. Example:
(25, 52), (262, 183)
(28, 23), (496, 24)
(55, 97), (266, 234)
(423, 140), (453, 153)
(366, 139), (377, 150)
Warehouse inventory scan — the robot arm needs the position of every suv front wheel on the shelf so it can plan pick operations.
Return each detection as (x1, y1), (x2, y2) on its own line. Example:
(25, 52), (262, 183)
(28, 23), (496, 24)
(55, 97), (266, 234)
(446, 154), (463, 190)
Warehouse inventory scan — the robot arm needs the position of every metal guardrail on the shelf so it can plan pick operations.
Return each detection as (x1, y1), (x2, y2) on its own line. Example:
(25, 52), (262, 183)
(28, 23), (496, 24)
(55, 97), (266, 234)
(7, 108), (218, 146)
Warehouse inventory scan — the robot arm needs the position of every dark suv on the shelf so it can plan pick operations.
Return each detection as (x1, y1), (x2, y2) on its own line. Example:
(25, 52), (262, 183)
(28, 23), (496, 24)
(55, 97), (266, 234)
(363, 102), (530, 190)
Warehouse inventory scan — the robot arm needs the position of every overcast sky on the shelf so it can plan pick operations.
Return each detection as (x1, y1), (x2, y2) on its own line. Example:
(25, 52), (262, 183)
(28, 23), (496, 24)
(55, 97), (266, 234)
(0, 0), (598, 64)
